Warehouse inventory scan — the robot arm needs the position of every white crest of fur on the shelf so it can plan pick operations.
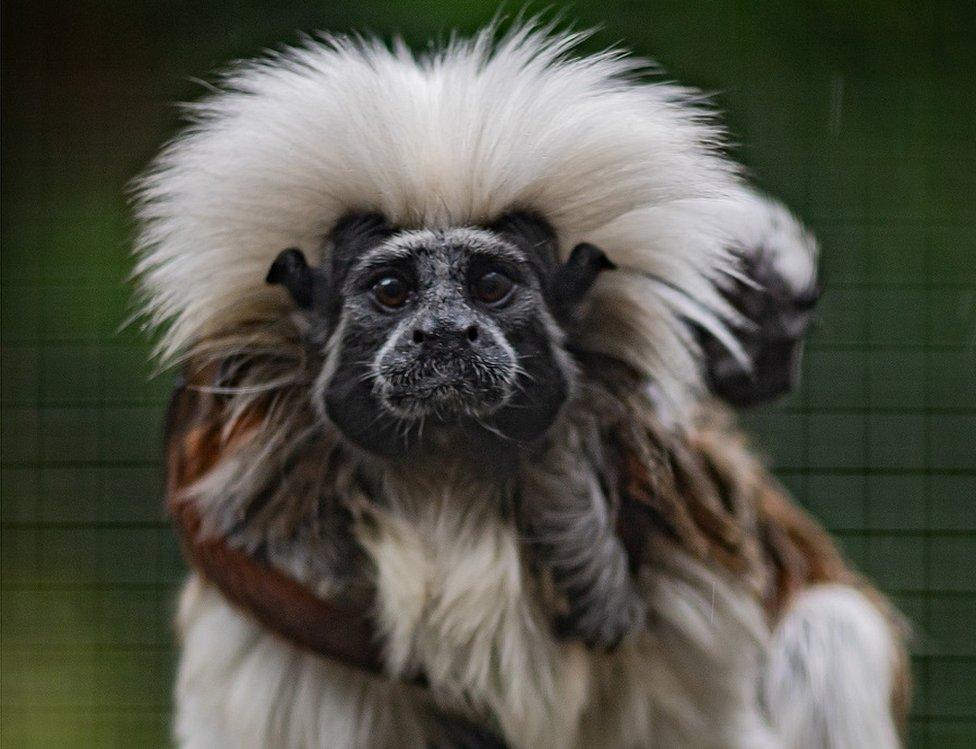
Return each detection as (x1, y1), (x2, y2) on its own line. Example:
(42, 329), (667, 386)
(132, 24), (814, 415)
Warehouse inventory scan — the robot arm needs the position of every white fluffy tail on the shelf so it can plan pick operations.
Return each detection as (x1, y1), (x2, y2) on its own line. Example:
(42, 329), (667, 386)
(763, 585), (902, 749)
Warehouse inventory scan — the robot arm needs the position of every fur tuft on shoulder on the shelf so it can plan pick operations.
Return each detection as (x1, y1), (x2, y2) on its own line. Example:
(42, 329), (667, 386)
(132, 23), (812, 416)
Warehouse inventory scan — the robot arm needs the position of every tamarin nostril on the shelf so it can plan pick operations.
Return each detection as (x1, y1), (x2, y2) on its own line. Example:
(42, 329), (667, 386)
(412, 329), (425, 344)
(466, 325), (479, 342)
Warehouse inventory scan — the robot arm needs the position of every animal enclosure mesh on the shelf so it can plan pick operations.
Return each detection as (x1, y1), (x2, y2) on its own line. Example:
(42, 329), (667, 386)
(1, 2), (973, 746)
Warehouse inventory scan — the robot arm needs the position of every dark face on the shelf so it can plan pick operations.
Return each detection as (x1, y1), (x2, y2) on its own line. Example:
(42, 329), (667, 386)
(699, 247), (820, 408)
(267, 212), (613, 457)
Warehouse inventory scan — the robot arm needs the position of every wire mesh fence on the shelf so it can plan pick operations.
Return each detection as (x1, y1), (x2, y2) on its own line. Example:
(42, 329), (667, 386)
(2, 2), (973, 746)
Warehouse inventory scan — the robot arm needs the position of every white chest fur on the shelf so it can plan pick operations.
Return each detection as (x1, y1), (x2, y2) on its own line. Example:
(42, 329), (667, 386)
(354, 481), (592, 748)
(174, 499), (776, 749)
(350, 478), (778, 749)
(174, 476), (896, 749)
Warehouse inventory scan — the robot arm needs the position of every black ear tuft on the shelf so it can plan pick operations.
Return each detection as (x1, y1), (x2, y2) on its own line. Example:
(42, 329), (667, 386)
(266, 248), (315, 309)
(549, 242), (616, 318)
(490, 211), (560, 266)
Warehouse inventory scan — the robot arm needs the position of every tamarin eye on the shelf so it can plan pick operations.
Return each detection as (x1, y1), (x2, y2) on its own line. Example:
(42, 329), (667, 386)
(472, 270), (514, 305)
(372, 275), (410, 308)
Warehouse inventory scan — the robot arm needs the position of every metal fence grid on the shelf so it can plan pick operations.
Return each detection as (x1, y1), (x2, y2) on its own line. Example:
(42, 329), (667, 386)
(2, 2), (973, 746)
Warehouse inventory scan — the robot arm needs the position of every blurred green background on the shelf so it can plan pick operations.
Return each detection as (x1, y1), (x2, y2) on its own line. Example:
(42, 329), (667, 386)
(1, 1), (974, 746)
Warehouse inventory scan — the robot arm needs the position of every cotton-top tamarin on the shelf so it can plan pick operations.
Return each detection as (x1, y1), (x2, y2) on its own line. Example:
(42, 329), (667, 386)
(134, 24), (907, 749)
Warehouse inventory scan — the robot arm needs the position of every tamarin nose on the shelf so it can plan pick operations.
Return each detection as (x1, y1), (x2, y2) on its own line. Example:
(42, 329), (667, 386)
(410, 322), (480, 346)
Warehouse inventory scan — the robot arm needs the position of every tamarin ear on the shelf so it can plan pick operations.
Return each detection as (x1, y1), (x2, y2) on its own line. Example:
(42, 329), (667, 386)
(266, 214), (393, 317)
(549, 242), (616, 318)
(266, 248), (316, 309)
